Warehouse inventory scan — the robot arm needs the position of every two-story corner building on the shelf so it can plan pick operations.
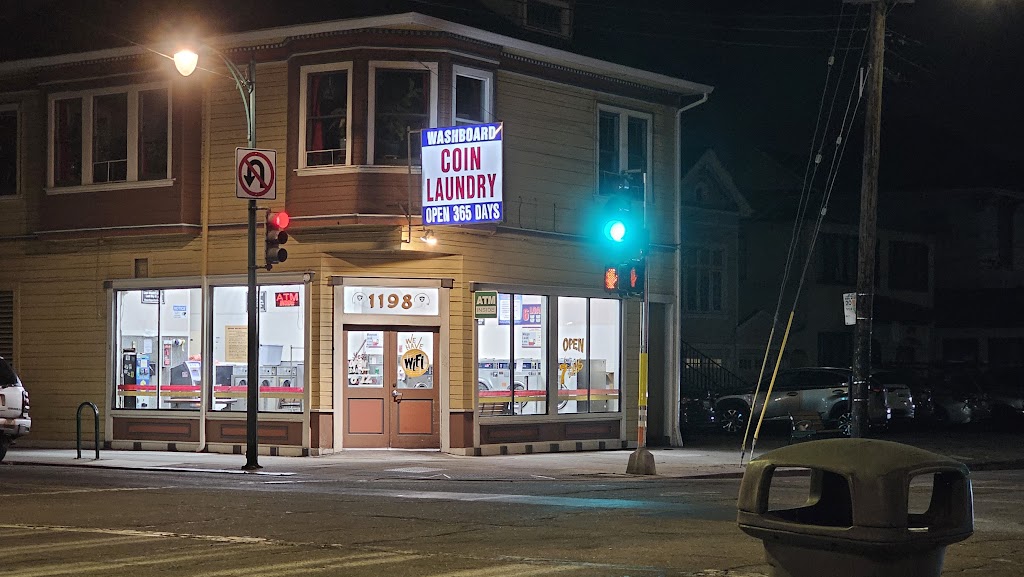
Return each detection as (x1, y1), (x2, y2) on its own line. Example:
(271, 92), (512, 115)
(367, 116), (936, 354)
(0, 12), (712, 456)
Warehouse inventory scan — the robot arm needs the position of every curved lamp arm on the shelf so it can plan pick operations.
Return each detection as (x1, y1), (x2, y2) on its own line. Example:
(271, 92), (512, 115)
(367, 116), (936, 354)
(174, 47), (255, 147)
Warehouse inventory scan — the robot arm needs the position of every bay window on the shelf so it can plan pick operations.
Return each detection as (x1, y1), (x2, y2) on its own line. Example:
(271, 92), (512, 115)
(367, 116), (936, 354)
(49, 84), (170, 190)
(300, 63), (352, 168)
(453, 66), (493, 125)
(368, 62), (438, 166)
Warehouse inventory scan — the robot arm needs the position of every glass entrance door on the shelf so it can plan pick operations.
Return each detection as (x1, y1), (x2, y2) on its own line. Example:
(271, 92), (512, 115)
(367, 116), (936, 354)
(343, 328), (439, 449)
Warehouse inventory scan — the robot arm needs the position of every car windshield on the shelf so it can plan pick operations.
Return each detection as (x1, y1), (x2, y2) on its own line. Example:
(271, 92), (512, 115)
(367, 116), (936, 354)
(0, 358), (18, 387)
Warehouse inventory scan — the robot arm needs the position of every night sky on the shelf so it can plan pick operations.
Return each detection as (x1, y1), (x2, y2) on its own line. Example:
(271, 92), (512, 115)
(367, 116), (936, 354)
(3, 0), (1022, 188)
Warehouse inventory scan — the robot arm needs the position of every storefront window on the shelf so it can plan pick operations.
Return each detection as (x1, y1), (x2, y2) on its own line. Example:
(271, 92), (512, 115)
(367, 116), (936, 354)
(556, 296), (620, 414)
(476, 292), (617, 417)
(115, 288), (202, 410)
(211, 284), (305, 413)
(476, 294), (547, 415)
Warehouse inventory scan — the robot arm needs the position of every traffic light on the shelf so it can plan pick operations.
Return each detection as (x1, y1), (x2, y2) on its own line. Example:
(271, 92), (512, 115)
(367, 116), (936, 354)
(623, 258), (645, 296)
(602, 258), (645, 297)
(601, 196), (635, 245)
(603, 265), (620, 293)
(265, 211), (290, 269)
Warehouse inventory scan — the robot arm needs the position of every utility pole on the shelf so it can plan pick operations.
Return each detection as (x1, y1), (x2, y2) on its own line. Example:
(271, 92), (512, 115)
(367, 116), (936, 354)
(848, 0), (905, 438)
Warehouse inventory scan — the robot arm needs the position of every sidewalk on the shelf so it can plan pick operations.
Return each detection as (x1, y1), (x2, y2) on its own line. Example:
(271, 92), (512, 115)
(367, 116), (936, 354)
(5, 429), (1023, 479)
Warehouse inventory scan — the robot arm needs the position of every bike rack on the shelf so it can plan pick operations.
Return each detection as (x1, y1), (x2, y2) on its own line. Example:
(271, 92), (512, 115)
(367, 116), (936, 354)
(76, 401), (100, 460)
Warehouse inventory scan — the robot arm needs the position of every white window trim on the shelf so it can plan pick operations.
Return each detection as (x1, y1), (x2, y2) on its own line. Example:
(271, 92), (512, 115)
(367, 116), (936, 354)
(298, 62), (353, 172)
(0, 103), (18, 199)
(47, 82), (172, 192)
(452, 65), (494, 125)
(367, 61), (439, 167)
(596, 104), (653, 199)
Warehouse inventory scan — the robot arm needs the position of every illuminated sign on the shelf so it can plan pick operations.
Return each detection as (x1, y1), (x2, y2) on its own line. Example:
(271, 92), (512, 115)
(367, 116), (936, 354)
(275, 291), (300, 307)
(421, 123), (503, 226)
(343, 287), (439, 316)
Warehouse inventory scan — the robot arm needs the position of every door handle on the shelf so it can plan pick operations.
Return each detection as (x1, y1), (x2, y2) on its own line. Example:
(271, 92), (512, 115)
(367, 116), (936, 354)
(832, 389), (846, 395)
(392, 389), (401, 401)
(786, 392), (798, 397)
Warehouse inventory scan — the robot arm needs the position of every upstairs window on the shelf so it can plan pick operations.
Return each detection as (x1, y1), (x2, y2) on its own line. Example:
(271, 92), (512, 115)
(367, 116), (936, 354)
(369, 62), (438, 166)
(300, 63), (351, 168)
(49, 84), (170, 189)
(683, 246), (725, 314)
(453, 66), (493, 125)
(524, 0), (573, 38)
(597, 106), (650, 198)
(888, 240), (929, 292)
(0, 106), (17, 196)
(819, 233), (858, 285)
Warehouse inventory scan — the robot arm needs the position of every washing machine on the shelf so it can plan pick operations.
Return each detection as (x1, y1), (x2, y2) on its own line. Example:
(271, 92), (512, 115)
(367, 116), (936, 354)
(477, 358), (510, 391)
(514, 358), (544, 415)
(231, 365), (278, 411)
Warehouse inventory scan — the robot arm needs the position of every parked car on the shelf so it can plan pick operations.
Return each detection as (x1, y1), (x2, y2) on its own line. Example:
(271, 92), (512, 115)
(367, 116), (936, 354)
(0, 356), (31, 461)
(871, 370), (917, 423)
(980, 366), (1024, 429)
(925, 366), (991, 426)
(713, 367), (890, 436)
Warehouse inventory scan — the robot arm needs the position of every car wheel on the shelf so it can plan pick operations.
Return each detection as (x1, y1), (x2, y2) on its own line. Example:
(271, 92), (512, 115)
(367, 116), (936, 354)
(828, 405), (852, 436)
(716, 403), (749, 435)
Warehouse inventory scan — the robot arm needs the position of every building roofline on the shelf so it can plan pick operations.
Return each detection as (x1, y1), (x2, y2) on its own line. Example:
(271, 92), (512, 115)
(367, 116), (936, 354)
(0, 12), (713, 96)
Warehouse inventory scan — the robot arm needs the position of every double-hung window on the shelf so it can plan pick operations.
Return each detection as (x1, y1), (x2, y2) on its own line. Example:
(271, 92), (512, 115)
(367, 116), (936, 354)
(683, 246), (725, 314)
(368, 62), (438, 166)
(0, 105), (17, 197)
(299, 63), (352, 168)
(597, 105), (651, 198)
(452, 66), (493, 125)
(49, 84), (170, 190)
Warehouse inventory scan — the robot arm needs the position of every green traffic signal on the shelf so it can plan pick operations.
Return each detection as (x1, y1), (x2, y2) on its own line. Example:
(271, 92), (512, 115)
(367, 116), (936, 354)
(604, 219), (627, 242)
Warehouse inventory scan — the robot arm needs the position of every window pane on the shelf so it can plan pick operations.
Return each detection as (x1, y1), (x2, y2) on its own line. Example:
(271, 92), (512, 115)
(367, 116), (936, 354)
(513, 295), (546, 415)
(347, 330), (385, 387)
(211, 285), (305, 413)
(306, 71), (348, 167)
(138, 89), (168, 180)
(598, 111), (619, 195)
(93, 93), (128, 183)
(115, 288), (202, 411)
(374, 69), (429, 165)
(455, 75), (485, 124)
(589, 299), (620, 412)
(477, 293), (512, 415)
(0, 110), (15, 196)
(55, 98), (82, 186)
(626, 116), (647, 172)
(557, 296), (587, 414)
(397, 332), (434, 389)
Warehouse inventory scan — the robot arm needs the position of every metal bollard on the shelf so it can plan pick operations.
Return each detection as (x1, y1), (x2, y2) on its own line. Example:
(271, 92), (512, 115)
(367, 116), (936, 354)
(76, 401), (100, 460)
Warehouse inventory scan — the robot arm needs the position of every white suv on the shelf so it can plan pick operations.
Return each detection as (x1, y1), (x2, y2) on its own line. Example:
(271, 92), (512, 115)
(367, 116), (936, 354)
(0, 356), (30, 461)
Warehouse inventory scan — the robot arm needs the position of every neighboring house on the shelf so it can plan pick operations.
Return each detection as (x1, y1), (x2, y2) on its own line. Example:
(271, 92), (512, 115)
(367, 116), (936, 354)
(683, 148), (939, 384)
(928, 188), (1024, 365)
(0, 10), (712, 455)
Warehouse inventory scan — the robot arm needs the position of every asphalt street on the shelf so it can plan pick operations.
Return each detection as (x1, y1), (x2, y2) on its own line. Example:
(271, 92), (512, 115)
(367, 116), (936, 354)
(1, 459), (1022, 576)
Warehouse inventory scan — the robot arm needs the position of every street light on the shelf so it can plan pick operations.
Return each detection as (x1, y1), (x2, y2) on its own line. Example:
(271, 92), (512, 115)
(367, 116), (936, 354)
(174, 44), (262, 471)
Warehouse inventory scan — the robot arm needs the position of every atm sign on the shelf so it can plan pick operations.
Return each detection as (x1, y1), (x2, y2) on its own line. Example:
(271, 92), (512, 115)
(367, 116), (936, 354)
(275, 291), (300, 307)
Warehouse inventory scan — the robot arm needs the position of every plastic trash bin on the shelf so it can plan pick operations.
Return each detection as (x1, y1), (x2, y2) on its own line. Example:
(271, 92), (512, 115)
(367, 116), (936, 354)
(737, 438), (973, 577)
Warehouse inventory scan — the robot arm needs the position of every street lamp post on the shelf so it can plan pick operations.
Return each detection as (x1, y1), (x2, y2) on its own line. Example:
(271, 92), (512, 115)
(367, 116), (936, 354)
(174, 47), (262, 470)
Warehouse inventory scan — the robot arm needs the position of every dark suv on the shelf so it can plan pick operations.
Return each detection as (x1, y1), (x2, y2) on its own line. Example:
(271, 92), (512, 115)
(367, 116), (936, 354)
(713, 367), (890, 435)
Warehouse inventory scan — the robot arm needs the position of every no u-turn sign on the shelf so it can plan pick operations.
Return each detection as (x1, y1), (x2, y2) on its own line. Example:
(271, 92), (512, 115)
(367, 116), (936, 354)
(236, 148), (277, 200)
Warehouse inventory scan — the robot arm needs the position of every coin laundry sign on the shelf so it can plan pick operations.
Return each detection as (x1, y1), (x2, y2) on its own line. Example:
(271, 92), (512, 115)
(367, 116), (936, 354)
(421, 123), (503, 226)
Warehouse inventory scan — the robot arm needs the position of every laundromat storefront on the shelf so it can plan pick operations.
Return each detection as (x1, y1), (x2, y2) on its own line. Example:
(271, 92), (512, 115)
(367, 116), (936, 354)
(472, 284), (625, 453)
(106, 274), (312, 454)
